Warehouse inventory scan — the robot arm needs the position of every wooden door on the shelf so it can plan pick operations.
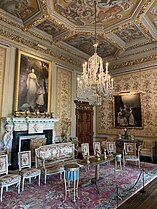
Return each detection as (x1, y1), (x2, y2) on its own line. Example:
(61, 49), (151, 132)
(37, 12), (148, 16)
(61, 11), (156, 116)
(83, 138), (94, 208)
(74, 100), (94, 152)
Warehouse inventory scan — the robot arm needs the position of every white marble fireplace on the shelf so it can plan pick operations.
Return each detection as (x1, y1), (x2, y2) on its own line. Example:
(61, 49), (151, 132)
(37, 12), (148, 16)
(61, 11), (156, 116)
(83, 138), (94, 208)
(5, 117), (59, 168)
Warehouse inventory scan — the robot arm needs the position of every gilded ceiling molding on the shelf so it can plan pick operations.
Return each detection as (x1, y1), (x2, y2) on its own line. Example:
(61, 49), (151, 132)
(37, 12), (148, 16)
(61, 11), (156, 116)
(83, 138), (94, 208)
(48, 16), (71, 30)
(55, 42), (87, 60)
(52, 31), (72, 43)
(105, 0), (152, 36)
(40, 0), (49, 16)
(111, 53), (157, 70)
(0, 15), (23, 30)
(117, 46), (157, 59)
(28, 30), (52, 43)
(135, 20), (153, 38)
(0, 14), (51, 43)
(0, 17), (82, 66)
(0, 28), (35, 48)
(137, 0), (152, 18)
(127, 40), (151, 50)
(0, 27), (81, 68)
(19, 0), (49, 29)
(104, 36), (122, 51)
(24, 15), (49, 29)
(106, 21), (133, 35)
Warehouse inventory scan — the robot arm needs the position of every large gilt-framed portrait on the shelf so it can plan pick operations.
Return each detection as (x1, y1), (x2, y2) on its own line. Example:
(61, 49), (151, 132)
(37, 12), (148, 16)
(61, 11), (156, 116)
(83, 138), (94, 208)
(113, 92), (143, 128)
(14, 50), (52, 113)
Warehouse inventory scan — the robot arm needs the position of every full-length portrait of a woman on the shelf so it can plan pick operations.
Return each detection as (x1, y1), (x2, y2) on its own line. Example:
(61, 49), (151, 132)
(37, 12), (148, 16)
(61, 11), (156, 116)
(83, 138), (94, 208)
(25, 68), (39, 109)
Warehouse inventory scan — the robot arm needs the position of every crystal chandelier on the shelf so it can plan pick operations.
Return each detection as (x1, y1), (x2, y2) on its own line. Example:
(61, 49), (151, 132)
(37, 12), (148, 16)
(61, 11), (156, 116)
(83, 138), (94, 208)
(77, 0), (114, 105)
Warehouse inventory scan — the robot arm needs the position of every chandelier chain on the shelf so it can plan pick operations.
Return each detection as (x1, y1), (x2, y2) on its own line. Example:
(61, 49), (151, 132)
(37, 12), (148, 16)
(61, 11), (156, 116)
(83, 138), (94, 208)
(77, 0), (114, 106)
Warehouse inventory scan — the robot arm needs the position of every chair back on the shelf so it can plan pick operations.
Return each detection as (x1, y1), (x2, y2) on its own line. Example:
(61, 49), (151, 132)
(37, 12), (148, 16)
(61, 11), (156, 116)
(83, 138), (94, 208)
(0, 154), (8, 175)
(142, 140), (155, 148)
(81, 143), (90, 157)
(123, 143), (137, 156)
(93, 142), (101, 155)
(106, 142), (116, 154)
(18, 150), (32, 171)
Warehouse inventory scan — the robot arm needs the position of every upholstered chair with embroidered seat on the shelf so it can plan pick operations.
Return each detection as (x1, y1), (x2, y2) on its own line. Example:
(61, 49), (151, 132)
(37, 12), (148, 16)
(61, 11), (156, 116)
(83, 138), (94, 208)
(18, 150), (41, 191)
(0, 154), (21, 202)
(106, 141), (117, 155)
(140, 140), (156, 162)
(123, 142), (141, 168)
(81, 143), (90, 159)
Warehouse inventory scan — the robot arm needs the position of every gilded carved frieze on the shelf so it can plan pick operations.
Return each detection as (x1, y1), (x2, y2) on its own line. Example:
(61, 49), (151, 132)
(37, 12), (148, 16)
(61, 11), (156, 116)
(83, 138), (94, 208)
(96, 68), (157, 137)
(0, 26), (81, 68)
(111, 53), (157, 70)
(55, 66), (72, 138)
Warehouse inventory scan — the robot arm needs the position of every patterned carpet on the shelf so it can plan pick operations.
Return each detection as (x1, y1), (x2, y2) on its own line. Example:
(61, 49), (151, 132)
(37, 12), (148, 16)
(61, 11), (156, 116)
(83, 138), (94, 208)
(1, 162), (157, 209)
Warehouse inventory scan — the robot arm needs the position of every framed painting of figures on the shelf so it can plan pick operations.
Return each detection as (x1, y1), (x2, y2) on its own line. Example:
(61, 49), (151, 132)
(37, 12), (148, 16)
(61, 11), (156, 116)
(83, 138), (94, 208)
(14, 50), (52, 113)
(113, 92), (143, 128)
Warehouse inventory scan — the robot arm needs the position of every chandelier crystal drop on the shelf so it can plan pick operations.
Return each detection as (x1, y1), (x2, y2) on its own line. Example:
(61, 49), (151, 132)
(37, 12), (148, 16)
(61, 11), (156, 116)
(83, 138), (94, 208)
(77, 0), (114, 106)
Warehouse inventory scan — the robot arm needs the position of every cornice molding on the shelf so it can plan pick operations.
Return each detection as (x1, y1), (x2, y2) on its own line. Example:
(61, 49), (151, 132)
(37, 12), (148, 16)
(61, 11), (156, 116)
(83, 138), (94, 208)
(111, 53), (157, 74)
(0, 14), (85, 65)
(0, 26), (81, 69)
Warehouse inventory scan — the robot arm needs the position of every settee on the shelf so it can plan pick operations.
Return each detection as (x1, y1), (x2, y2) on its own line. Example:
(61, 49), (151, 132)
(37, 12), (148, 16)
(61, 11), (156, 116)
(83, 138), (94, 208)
(35, 142), (77, 184)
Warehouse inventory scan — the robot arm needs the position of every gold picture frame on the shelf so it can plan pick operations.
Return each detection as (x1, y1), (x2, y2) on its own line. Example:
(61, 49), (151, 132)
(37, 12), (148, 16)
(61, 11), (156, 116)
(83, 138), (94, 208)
(113, 92), (143, 128)
(14, 50), (52, 113)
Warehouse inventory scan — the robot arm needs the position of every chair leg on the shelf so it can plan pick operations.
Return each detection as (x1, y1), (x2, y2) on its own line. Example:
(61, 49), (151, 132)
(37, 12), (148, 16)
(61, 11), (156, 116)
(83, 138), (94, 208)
(29, 177), (31, 183)
(18, 179), (21, 194)
(38, 174), (41, 186)
(74, 179), (76, 203)
(76, 179), (79, 197)
(6, 186), (8, 192)
(64, 172), (67, 201)
(44, 174), (47, 184)
(44, 169), (47, 184)
(60, 172), (62, 180)
(0, 187), (3, 202)
(22, 177), (25, 192)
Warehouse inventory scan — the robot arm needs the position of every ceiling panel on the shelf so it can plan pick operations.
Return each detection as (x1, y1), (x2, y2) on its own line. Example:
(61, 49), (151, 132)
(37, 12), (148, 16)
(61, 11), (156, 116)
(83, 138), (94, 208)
(64, 34), (117, 58)
(36, 19), (67, 38)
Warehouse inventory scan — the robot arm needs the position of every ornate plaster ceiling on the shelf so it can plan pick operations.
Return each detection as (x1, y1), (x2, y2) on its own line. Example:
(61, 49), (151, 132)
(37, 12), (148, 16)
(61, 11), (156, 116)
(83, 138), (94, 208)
(0, 0), (157, 61)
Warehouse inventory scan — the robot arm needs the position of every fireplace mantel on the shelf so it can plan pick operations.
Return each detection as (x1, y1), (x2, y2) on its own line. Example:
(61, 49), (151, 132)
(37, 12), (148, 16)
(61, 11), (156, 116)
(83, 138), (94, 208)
(6, 117), (59, 134)
(4, 117), (59, 169)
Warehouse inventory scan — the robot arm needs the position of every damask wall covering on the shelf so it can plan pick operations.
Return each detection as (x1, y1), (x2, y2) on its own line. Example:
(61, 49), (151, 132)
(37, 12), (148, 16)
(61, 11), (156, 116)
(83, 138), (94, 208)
(0, 46), (6, 120)
(96, 67), (157, 138)
(55, 66), (72, 141)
